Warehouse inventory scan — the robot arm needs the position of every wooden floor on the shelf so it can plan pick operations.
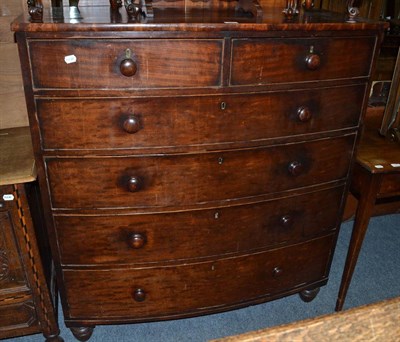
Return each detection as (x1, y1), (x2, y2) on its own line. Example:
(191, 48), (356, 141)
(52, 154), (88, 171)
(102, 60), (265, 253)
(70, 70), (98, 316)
(212, 296), (400, 342)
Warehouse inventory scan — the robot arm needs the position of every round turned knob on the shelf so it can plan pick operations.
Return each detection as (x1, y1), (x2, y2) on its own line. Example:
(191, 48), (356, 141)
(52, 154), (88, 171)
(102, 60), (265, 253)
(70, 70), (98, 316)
(288, 161), (304, 176)
(133, 288), (146, 302)
(273, 267), (284, 278)
(120, 58), (137, 77)
(127, 177), (140, 192)
(128, 233), (146, 249)
(305, 54), (321, 70)
(280, 215), (293, 227)
(297, 106), (312, 122)
(123, 115), (141, 134)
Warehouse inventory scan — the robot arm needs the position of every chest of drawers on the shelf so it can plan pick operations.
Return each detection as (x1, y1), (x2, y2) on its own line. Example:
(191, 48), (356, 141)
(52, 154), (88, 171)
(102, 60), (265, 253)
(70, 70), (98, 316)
(12, 2), (386, 341)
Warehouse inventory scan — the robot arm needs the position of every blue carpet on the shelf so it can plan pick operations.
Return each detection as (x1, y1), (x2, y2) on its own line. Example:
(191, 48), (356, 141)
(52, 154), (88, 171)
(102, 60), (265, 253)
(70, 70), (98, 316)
(5, 214), (400, 342)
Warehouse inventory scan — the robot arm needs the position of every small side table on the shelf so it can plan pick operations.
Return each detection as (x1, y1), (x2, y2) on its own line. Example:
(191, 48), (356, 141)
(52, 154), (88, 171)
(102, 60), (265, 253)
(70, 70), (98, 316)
(336, 116), (400, 311)
(0, 127), (63, 341)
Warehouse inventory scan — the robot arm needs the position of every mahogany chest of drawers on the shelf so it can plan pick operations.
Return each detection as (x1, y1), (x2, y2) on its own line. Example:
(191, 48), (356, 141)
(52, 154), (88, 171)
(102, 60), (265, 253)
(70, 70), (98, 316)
(12, 2), (386, 341)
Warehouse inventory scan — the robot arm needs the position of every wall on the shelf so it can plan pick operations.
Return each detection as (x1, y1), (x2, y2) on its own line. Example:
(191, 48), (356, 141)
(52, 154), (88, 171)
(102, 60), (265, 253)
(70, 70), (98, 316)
(0, 0), (28, 129)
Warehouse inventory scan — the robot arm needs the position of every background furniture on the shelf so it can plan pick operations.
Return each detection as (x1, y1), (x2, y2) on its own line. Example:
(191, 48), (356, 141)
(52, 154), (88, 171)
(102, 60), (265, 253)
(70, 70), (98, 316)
(0, 127), (62, 341)
(11, 1), (386, 341)
(336, 114), (400, 311)
(336, 23), (400, 310)
(380, 47), (400, 140)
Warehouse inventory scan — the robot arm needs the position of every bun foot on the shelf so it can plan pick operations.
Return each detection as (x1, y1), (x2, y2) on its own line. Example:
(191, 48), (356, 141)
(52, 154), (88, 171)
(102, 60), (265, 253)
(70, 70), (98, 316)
(70, 327), (95, 341)
(299, 287), (320, 302)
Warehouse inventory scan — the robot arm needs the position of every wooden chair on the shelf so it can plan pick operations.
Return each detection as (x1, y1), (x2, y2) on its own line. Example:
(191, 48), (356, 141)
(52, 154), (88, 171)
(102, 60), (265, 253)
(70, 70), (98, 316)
(336, 48), (400, 311)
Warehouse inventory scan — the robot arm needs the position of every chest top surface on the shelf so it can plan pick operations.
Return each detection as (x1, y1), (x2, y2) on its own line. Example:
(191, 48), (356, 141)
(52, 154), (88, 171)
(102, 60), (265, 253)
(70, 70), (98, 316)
(11, 2), (387, 34)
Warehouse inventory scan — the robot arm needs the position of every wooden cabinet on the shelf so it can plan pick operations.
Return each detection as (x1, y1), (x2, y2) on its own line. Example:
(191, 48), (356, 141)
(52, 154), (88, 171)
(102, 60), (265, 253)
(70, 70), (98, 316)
(0, 127), (62, 341)
(11, 2), (387, 341)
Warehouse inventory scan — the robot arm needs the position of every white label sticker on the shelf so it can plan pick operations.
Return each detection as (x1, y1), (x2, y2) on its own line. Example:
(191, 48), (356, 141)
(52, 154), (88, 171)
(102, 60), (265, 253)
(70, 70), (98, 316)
(2, 194), (14, 201)
(374, 165), (384, 169)
(64, 55), (77, 64)
(391, 163), (400, 168)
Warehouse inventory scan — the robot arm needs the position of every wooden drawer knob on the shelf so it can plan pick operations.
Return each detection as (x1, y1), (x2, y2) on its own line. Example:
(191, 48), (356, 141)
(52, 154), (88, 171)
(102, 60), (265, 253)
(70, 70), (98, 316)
(133, 288), (146, 302)
(273, 267), (284, 278)
(123, 115), (141, 134)
(120, 58), (137, 77)
(305, 53), (321, 70)
(129, 233), (146, 249)
(288, 161), (304, 176)
(297, 106), (312, 122)
(127, 177), (141, 192)
(280, 215), (293, 227)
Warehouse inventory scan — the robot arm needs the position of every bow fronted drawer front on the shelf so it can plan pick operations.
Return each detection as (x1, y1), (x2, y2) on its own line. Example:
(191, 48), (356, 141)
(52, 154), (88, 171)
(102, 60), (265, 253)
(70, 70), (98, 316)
(45, 135), (355, 210)
(55, 186), (344, 266)
(63, 235), (334, 320)
(231, 37), (375, 85)
(35, 84), (365, 151)
(28, 39), (223, 89)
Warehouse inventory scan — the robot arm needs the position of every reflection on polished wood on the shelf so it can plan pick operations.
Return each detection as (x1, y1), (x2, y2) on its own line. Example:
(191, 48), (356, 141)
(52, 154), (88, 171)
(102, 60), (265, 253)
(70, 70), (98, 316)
(13, 3), (387, 29)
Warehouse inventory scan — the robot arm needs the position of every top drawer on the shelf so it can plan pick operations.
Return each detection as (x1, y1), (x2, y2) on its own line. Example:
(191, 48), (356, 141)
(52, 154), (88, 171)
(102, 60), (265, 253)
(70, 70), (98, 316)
(28, 39), (223, 89)
(230, 36), (375, 85)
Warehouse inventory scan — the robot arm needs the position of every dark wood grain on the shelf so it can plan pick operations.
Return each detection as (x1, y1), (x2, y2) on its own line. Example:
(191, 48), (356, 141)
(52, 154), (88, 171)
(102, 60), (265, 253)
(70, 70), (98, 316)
(0, 183), (62, 341)
(0, 208), (29, 295)
(230, 36), (375, 85)
(10, 5), (388, 32)
(336, 115), (400, 311)
(0, 301), (37, 333)
(62, 235), (334, 320)
(379, 174), (400, 197)
(54, 186), (344, 266)
(36, 84), (365, 150)
(10, 4), (386, 338)
(29, 39), (223, 89)
(46, 135), (355, 209)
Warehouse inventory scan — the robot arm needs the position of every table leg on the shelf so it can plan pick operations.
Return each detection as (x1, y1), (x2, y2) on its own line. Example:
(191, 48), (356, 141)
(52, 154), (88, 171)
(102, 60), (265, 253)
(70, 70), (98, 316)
(335, 171), (382, 311)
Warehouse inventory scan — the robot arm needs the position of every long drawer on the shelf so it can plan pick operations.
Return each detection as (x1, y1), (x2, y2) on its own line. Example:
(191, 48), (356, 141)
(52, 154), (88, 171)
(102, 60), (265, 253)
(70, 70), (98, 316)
(28, 39), (223, 89)
(63, 234), (334, 319)
(46, 135), (355, 209)
(230, 36), (375, 85)
(36, 84), (365, 150)
(55, 186), (344, 266)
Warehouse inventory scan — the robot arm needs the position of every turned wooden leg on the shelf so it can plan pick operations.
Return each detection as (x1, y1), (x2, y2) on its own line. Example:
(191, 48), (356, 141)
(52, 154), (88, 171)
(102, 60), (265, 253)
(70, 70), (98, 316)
(299, 287), (320, 302)
(335, 170), (382, 311)
(70, 327), (95, 342)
